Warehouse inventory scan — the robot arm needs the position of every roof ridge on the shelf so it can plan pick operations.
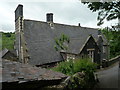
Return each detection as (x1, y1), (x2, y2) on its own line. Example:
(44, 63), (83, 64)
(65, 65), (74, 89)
(24, 19), (99, 30)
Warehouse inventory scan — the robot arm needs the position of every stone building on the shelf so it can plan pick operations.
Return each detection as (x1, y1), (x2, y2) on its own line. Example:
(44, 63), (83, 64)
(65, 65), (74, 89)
(14, 4), (109, 66)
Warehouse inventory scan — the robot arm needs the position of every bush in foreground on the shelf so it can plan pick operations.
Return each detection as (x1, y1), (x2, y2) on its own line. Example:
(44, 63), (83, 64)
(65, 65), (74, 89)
(51, 58), (98, 89)
(52, 58), (97, 75)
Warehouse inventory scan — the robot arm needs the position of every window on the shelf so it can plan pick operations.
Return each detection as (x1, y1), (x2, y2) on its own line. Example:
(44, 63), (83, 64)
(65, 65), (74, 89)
(87, 49), (95, 62)
(103, 46), (106, 53)
(66, 54), (75, 61)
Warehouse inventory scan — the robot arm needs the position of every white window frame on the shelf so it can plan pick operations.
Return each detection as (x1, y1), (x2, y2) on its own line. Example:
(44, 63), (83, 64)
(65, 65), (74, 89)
(87, 49), (95, 62)
(103, 46), (106, 53)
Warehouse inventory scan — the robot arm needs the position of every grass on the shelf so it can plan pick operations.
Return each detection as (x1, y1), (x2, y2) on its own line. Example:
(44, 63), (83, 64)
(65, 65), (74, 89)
(0, 32), (15, 50)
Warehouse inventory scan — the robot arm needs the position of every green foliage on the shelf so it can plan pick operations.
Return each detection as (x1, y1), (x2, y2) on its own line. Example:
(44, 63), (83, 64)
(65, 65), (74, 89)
(73, 58), (97, 74)
(0, 32), (15, 50)
(51, 58), (97, 88)
(82, 1), (120, 26)
(101, 28), (120, 58)
(51, 58), (97, 76)
(54, 34), (70, 51)
(52, 59), (74, 75)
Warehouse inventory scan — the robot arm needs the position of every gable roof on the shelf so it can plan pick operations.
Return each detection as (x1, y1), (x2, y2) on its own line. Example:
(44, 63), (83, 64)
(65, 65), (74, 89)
(23, 19), (107, 65)
(79, 35), (101, 53)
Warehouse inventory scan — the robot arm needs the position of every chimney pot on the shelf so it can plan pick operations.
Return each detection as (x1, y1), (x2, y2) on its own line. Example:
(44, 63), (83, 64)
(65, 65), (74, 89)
(46, 13), (53, 22)
(15, 4), (23, 21)
(78, 23), (81, 26)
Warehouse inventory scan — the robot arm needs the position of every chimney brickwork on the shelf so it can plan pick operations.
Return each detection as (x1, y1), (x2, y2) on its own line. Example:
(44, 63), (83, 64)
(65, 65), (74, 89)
(15, 4), (29, 64)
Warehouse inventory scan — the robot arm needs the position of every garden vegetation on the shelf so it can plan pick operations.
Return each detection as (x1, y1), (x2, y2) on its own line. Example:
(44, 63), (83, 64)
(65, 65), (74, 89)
(51, 58), (98, 89)
(0, 32), (15, 50)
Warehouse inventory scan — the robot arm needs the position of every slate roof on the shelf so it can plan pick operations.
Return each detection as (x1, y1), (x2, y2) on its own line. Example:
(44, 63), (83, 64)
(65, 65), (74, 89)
(0, 48), (9, 58)
(23, 19), (107, 65)
(1, 59), (67, 83)
(0, 48), (17, 58)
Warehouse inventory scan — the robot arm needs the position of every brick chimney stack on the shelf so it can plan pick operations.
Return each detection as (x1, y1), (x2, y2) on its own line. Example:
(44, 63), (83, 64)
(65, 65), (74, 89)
(15, 4), (23, 21)
(14, 4), (24, 63)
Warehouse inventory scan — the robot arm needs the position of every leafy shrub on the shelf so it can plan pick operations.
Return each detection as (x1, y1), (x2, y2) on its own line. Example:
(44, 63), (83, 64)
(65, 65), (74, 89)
(74, 58), (97, 74)
(51, 58), (97, 88)
(51, 58), (97, 75)
(52, 59), (74, 75)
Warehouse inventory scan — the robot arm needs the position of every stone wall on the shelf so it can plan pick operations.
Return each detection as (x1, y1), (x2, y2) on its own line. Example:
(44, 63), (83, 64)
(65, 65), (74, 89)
(108, 55), (120, 66)
(102, 55), (120, 67)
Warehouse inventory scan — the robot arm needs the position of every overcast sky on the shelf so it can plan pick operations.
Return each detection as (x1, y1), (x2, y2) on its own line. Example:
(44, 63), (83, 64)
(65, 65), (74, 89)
(0, 0), (118, 32)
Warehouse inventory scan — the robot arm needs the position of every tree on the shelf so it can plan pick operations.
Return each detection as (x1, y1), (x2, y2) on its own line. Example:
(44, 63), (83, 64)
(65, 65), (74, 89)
(81, 1), (120, 27)
(54, 34), (70, 51)
(102, 28), (120, 58)
(81, 1), (120, 57)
